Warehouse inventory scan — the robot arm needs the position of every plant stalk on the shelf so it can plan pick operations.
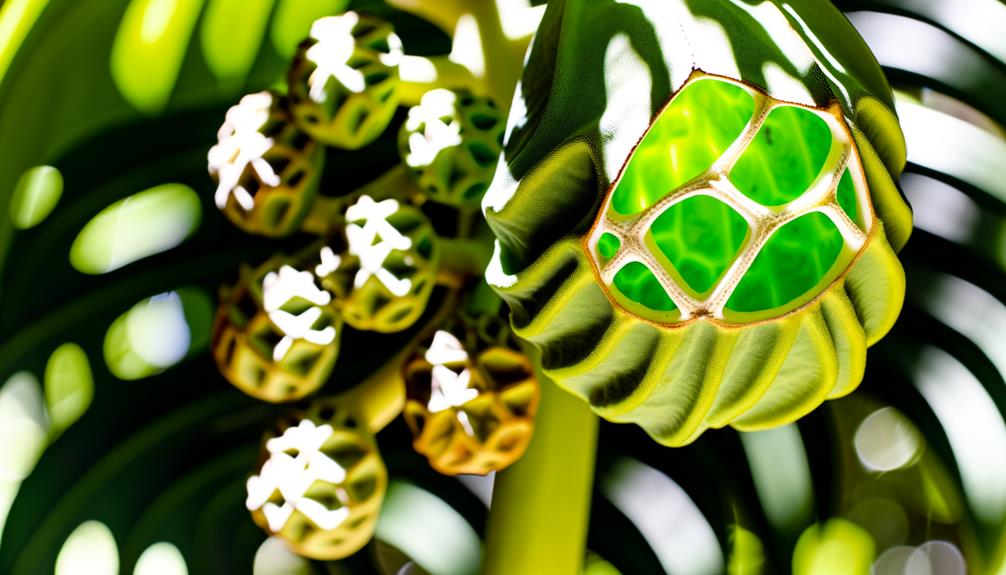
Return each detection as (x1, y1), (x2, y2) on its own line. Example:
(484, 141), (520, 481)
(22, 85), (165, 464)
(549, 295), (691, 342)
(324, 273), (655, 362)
(341, 290), (460, 433)
(399, 54), (479, 105)
(483, 366), (599, 574)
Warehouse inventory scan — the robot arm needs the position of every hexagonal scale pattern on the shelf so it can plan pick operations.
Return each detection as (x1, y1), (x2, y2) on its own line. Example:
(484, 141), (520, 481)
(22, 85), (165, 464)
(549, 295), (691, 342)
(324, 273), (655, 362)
(589, 75), (871, 323)
(610, 78), (754, 215)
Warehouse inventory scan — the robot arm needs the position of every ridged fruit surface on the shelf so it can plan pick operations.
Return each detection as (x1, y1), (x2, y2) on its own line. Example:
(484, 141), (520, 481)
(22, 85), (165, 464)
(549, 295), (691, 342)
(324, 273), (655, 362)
(482, 0), (912, 446)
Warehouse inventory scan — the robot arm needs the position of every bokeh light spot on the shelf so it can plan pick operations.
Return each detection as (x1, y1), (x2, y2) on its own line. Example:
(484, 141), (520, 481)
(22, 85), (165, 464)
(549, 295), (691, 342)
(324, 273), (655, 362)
(104, 289), (213, 380)
(9, 165), (62, 230)
(70, 183), (201, 274)
(853, 407), (922, 472)
(134, 541), (188, 575)
(44, 342), (93, 435)
(55, 520), (118, 575)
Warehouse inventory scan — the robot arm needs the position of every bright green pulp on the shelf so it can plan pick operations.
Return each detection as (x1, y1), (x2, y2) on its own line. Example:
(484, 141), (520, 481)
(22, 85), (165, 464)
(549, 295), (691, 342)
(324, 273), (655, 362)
(613, 261), (677, 312)
(836, 169), (859, 227)
(650, 194), (748, 294)
(726, 212), (845, 313)
(610, 79), (754, 216)
(600, 77), (860, 318)
(729, 105), (832, 206)
(597, 232), (621, 261)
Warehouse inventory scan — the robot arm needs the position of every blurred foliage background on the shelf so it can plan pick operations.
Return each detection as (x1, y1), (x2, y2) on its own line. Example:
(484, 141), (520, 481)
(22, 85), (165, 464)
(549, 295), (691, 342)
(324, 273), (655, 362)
(0, 0), (1004, 573)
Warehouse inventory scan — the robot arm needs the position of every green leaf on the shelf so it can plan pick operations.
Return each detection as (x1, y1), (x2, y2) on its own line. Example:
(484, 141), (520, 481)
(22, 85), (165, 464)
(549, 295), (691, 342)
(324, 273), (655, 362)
(269, 0), (349, 59)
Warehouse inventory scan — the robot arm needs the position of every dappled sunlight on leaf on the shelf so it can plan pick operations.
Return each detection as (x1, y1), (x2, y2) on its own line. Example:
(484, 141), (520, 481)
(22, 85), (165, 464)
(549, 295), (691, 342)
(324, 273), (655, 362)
(252, 537), (309, 575)
(601, 457), (725, 575)
(200, 0), (274, 88)
(739, 424), (814, 533)
(911, 348), (1006, 525)
(0, 372), (47, 483)
(54, 520), (118, 575)
(44, 343), (93, 435)
(269, 0), (348, 60)
(0, 372), (48, 544)
(9, 165), (62, 230)
(70, 183), (201, 274)
(375, 480), (482, 575)
(111, 0), (205, 114)
(134, 541), (188, 575)
(792, 519), (874, 575)
(104, 289), (213, 381)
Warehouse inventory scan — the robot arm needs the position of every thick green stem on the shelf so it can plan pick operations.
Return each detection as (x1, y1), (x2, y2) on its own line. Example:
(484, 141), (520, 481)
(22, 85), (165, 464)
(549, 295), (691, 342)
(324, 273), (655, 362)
(399, 55), (479, 105)
(341, 291), (460, 433)
(386, 0), (542, 108)
(484, 368), (598, 575)
(465, 277), (502, 317)
(464, 0), (533, 109)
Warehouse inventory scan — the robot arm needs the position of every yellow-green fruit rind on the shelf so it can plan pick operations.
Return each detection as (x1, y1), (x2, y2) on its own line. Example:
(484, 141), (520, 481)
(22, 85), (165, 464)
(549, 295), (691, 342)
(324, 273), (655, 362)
(483, 0), (911, 445)
(250, 400), (387, 560)
(491, 225), (902, 445)
(213, 257), (341, 402)
(288, 12), (403, 150)
(850, 121), (913, 251)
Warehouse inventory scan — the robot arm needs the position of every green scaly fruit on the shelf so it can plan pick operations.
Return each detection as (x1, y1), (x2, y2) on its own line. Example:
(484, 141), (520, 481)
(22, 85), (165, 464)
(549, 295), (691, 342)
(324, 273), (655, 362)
(482, 0), (912, 446)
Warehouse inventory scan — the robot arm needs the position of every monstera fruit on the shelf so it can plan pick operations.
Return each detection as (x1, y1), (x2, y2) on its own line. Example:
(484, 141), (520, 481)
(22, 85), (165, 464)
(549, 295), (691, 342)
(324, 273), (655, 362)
(483, 0), (912, 446)
(213, 256), (342, 403)
(399, 88), (507, 207)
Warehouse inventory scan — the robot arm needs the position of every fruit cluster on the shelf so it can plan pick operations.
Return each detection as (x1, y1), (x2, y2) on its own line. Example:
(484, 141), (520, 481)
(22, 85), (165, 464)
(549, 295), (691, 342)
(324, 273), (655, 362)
(206, 10), (534, 561)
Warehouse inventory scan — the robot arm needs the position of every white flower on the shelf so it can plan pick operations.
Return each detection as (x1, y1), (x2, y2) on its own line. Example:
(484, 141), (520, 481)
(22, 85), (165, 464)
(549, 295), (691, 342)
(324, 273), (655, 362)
(345, 195), (414, 297)
(424, 329), (469, 365)
(208, 92), (282, 212)
(262, 265), (336, 361)
(428, 365), (479, 413)
(425, 331), (479, 414)
(305, 13), (383, 101)
(403, 89), (463, 168)
(314, 246), (342, 277)
(246, 420), (351, 532)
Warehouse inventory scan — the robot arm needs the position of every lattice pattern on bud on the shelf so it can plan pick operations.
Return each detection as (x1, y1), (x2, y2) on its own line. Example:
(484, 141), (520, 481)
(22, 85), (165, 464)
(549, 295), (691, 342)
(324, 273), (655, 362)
(288, 12), (403, 150)
(246, 401), (386, 560)
(208, 91), (322, 236)
(213, 256), (341, 402)
(315, 195), (440, 333)
(587, 76), (868, 324)
(403, 313), (539, 476)
(399, 89), (505, 206)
